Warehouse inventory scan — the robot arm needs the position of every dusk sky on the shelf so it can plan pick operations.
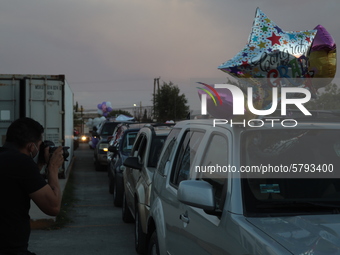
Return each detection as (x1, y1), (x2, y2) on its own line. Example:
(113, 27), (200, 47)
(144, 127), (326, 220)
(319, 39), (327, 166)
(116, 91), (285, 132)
(0, 0), (338, 112)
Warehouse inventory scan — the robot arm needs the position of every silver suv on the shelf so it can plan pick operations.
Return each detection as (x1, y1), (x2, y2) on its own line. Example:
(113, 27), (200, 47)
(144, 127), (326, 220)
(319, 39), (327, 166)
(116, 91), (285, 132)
(122, 124), (172, 254)
(146, 115), (340, 255)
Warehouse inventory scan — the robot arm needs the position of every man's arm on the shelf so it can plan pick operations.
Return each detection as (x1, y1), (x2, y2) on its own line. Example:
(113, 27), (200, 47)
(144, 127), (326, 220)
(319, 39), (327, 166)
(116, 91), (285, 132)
(29, 146), (64, 216)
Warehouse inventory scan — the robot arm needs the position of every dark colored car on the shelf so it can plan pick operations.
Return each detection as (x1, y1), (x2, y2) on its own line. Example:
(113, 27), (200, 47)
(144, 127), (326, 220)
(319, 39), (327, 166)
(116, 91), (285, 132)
(108, 123), (175, 208)
(108, 126), (140, 206)
(93, 121), (122, 171)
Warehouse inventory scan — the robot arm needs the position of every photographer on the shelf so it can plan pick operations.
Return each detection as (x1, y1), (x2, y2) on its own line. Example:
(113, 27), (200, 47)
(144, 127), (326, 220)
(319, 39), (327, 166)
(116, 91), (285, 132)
(0, 117), (64, 255)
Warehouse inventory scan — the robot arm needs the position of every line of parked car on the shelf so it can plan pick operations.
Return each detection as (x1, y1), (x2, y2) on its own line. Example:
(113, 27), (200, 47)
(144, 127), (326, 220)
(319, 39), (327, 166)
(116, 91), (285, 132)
(90, 112), (340, 255)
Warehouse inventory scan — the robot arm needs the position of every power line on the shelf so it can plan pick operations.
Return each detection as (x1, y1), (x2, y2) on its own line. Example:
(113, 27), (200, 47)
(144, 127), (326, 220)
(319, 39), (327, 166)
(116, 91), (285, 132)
(69, 77), (152, 84)
(72, 88), (151, 92)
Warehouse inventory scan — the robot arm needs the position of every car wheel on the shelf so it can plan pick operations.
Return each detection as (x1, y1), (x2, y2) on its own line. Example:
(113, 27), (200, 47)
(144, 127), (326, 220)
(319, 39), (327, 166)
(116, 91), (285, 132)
(113, 176), (123, 207)
(122, 192), (134, 223)
(148, 230), (159, 255)
(135, 207), (147, 254)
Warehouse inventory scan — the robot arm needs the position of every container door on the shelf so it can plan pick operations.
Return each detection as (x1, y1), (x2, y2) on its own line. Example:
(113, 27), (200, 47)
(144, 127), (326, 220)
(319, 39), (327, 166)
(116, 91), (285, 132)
(0, 79), (20, 146)
(25, 78), (63, 146)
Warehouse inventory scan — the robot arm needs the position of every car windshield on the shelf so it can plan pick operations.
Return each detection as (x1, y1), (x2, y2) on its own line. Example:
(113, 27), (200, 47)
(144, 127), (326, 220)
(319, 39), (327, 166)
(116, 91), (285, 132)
(241, 129), (340, 216)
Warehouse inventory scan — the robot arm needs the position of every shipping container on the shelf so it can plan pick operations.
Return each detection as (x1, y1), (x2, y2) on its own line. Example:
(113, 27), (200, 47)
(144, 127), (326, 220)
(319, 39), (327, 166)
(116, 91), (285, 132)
(0, 74), (74, 178)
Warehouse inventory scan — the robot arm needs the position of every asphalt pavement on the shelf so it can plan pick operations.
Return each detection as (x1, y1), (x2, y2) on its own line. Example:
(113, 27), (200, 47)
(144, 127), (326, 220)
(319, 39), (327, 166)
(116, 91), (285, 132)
(29, 143), (136, 255)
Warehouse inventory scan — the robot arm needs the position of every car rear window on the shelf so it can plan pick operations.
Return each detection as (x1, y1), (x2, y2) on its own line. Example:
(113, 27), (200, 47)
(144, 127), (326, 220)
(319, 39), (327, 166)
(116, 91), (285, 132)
(100, 122), (119, 135)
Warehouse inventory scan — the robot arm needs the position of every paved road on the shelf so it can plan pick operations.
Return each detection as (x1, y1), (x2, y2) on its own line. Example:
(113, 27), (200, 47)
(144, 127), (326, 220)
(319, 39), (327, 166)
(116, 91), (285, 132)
(29, 143), (136, 255)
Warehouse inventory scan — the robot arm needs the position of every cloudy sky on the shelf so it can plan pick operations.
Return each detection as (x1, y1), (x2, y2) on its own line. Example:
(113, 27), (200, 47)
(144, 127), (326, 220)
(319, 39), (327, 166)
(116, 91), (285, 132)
(0, 0), (338, 112)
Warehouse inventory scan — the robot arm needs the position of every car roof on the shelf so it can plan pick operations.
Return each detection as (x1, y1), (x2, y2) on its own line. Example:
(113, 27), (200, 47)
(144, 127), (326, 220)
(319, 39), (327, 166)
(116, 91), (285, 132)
(124, 128), (141, 133)
(137, 125), (173, 136)
(154, 129), (172, 136)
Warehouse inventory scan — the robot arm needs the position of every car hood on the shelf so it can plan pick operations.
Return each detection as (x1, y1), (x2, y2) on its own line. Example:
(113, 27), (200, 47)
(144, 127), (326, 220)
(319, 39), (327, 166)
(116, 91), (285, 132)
(247, 215), (340, 254)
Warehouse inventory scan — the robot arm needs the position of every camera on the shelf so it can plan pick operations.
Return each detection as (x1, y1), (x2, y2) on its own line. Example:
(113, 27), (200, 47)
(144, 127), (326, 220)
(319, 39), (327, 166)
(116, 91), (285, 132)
(39, 140), (70, 163)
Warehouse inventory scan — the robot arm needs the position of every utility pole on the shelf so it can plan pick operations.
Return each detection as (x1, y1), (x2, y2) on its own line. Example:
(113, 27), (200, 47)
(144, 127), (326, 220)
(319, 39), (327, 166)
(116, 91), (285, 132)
(80, 105), (84, 134)
(153, 77), (160, 121)
(139, 101), (142, 122)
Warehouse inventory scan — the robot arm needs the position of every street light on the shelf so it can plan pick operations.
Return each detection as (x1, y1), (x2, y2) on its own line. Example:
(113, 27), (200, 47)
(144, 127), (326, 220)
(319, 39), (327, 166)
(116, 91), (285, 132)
(133, 104), (137, 121)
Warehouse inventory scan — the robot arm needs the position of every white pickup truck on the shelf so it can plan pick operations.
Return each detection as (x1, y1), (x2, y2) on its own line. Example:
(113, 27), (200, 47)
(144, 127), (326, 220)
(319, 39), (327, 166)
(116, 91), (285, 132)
(146, 115), (340, 255)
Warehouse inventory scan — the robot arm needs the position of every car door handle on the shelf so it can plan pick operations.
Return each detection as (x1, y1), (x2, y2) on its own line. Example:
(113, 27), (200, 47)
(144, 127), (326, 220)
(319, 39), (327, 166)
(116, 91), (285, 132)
(180, 213), (190, 224)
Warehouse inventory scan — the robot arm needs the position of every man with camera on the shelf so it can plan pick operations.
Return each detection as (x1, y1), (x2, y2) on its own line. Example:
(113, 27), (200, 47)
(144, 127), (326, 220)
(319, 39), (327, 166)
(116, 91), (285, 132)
(0, 117), (65, 255)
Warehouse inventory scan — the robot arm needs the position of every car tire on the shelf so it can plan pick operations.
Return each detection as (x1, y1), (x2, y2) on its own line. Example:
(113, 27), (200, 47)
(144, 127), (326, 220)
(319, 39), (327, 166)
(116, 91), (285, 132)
(148, 230), (160, 255)
(122, 192), (134, 223)
(113, 176), (123, 207)
(135, 207), (147, 254)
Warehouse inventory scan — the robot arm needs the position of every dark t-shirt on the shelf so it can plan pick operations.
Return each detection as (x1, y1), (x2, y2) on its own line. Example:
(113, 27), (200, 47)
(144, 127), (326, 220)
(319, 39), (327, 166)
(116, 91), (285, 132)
(0, 145), (47, 254)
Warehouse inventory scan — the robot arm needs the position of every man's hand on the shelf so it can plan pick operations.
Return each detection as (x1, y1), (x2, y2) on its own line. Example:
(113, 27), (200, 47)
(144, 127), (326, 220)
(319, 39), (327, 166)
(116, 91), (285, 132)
(30, 146), (64, 216)
(48, 146), (64, 173)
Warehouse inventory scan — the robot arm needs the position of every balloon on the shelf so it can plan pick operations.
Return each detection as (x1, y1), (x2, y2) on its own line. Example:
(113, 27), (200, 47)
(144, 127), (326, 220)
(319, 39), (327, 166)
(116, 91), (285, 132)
(218, 8), (317, 89)
(85, 118), (93, 127)
(97, 101), (114, 116)
(311, 25), (336, 53)
(106, 101), (112, 108)
(308, 24), (337, 89)
(93, 117), (106, 127)
(101, 102), (107, 112)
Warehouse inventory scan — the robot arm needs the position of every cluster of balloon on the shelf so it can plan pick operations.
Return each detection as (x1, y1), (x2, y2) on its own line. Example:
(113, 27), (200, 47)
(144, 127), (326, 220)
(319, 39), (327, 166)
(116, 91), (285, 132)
(85, 117), (107, 149)
(198, 8), (336, 120)
(97, 101), (113, 117)
(85, 116), (106, 128)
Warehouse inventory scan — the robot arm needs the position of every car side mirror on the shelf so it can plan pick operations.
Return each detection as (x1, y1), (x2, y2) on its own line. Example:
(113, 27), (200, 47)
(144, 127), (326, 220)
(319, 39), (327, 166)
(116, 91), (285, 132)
(177, 180), (215, 211)
(108, 146), (118, 153)
(123, 156), (142, 170)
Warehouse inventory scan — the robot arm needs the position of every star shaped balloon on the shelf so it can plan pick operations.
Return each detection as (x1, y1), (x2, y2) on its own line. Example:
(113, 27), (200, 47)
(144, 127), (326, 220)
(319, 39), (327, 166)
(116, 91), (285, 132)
(198, 8), (336, 120)
(218, 8), (317, 87)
